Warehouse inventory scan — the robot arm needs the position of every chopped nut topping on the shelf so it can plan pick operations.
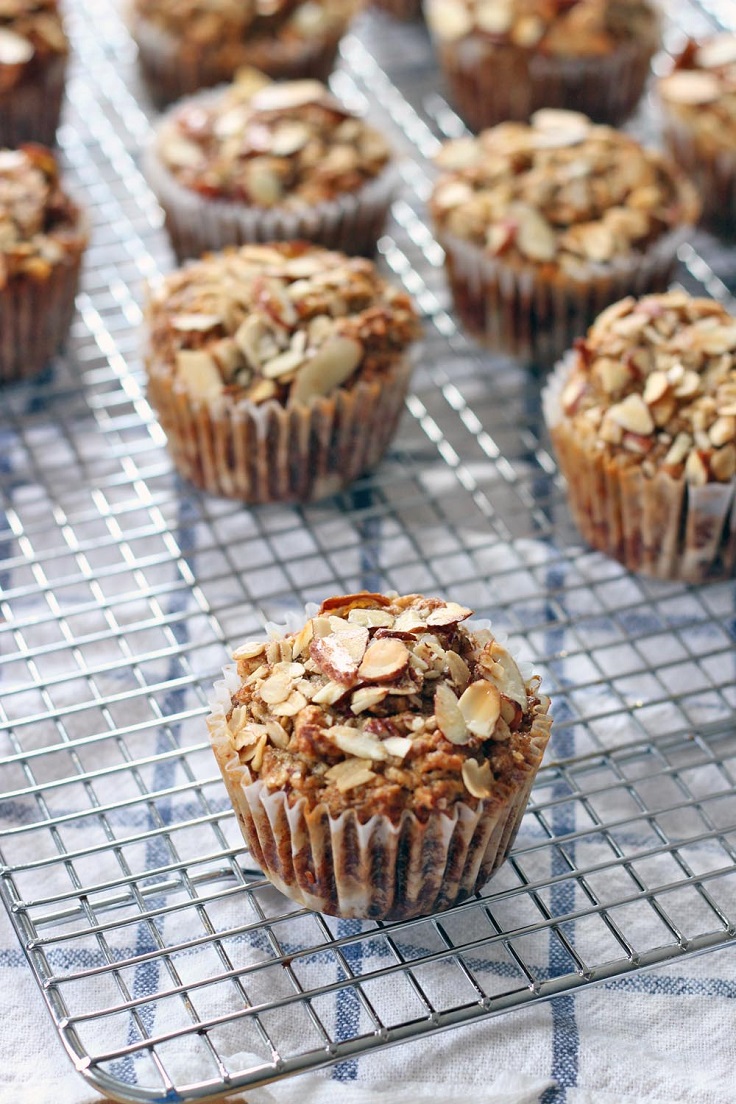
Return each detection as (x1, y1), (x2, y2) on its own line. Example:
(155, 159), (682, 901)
(0, 145), (85, 290)
(426, 0), (658, 58)
(154, 70), (392, 209)
(431, 111), (698, 269)
(558, 292), (736, 484)
(218, 592), (549, 822)
(145, 242), (420, 408)
(660, 34), (736, 152)
(133, 0), (358, 48)
(0, 0), (67, 92)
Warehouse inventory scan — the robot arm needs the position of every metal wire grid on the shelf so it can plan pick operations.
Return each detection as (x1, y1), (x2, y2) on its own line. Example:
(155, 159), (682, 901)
(0, 0), (735, 1100)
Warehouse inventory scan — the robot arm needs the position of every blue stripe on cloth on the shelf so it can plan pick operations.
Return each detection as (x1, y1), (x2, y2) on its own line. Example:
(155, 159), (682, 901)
(542, 564), (578, 1104)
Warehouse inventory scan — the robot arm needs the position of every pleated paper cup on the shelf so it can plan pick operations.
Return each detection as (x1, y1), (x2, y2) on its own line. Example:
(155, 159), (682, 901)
(436, 222), (693, 370)
(0, 55), (67, 147)
(433, 33), (658, 133)
(208, 662), (552, 920)
(146, 352), (414, 503)
(542, 356), (736, 582)
(143, 134), (398, 261)
(662, 117), (736, 240)
(0, 235), (86, 385)
(132, 13), (346, 109)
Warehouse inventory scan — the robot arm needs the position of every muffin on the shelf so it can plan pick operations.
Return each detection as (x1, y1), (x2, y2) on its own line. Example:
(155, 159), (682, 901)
(144, 242), (420, 502)
(659, 35), (736, 239)
(430, 110), (700, 367)
(208, 591), (552, 919)
(130, 0), (360, 109)
(425, 0), (660, 133)
(542, 292), (736, 582)
(0, 0), (68, 147)
(144, 72), (396, 261)
(0, 146), (87, 384)
(371, 0), (421, 21)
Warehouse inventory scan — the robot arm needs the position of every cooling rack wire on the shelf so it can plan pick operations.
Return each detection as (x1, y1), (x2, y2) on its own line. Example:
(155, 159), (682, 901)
(1, 0), (735, 1101)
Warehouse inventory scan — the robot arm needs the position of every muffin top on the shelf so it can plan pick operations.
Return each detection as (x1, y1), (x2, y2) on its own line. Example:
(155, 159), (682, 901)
(154, 72), (392, 208)
(132, 0), (358, 47)
(208, 592), (551, 823)
(0, 0), (67, 86)
(145, 242), (420, 406)
(425, 0), (658, 54)
(0, 146), (85, 288)
(431, 110), (699, 275)
(556, 292), (736, 485)
(659, 35), (736, 154)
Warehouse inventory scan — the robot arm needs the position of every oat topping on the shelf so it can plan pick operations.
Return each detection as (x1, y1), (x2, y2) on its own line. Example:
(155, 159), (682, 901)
(0, 0), (66, 86)
(155, 70), (392, 207)
(659, 35), (736, 153)
(146, 242), (420, 406)
(425, 0), (657, 54)
(558, 292), (736, 483)
(430, 111), (699, 274)
(0, 145), (85, 288)
(132, 0), (358, 45)
(208, 593), (550, 822)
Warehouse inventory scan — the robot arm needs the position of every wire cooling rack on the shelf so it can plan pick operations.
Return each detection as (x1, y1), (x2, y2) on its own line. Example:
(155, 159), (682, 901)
(1, 1), (736, 1101)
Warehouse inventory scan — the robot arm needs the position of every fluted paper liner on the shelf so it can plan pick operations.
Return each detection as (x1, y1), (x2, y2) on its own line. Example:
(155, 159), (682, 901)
(436, 222), (693, 370)
(133, 13), (345, 108)
(208, 664), (552, 920)
(0, 56), (66, 148)
(663, 117), (736, 239)
(434, 32), (657, 132)
(147, 352), (414, 502)
(543, 355), (736, 582)
(143, 124), (398, 260)
(0, 241), (85, 385)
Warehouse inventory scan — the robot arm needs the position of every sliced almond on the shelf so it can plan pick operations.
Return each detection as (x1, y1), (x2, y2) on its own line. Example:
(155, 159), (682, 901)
(434, 682), (469, 745)
(162, 135), (205, 169)
(291, 619), (314, 659)
(711, 443), (736, 481)
(171, 312), (222, 332)
(663, 431), (692, 468)
(696, 34), (736, 70)
(531, 109), (590, 148)
(684, 449), (709, 486)
(259, 672), (293, 704)
(426, 0), (472, 41)
(485, 642), (527, 708)
(607, 393), (655, 436)
(660, 70), (720, 105)
(393, 609), (427, 634)
(310, 626), (369, 685)
(270, 121), (311, 157)
(596, 357), (630, 395)
(643, 370), (670, 405)
(350, 686), (389, 714)
(475, 0), (513, 35)
(175, 350), (223, 401)
(232, 641), (266, 660)
(426, 602), (473, 628)
(265, 720), (290, 748)
(311, 679), (348, 705)
(358, 637), (410, 682)
(290, 335), (363, 404)
(328, 724), (388, 761)
(234, 314), (279, 367)
(445, 649), (471, 691)
(0, 27), (34, 65)
(271, 689), (308, 717)
(348, 608), (395, 628)
(458, 680), (502, 739)
(325, 757), (376, 793)
(462, 757), (494, 799)
(262, 345), (306, 379)
(250, 79), (326, 112)
(382, 736), (412, 759)
(513, 204), (557, 263)
(673, 369), (702, 399)
(710, 415), (736, 447)
(232, 723), (264, 752)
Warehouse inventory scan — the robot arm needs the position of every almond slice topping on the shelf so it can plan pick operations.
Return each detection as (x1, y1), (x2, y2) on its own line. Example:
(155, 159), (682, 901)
(458, 681), (502, 739)
(462, 758), (494, 800)
(259, 672), (293, 704)
(486, 642), (528, 709)
(358, 637), (410, 682)
(328, 724), (388, 761)
(426, 602), (473, 628)
(382, 736), (412, 759)
(350, 686), (389, 714)
(325, 758), (376, 793)
(445, 649), (471, 691)
(434, 682), (469, 745)
(232, 641), (266, 660)
(311, 680), (347, 705)
(310, 626), (369, 685)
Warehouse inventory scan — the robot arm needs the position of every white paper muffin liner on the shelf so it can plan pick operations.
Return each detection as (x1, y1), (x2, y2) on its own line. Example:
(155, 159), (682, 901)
(146, 351), (414, 503)
(542, 354), (736, 582)
(207, 646), (552, 920)
(132, 12), (346, 108)
(143, 124), (398, 260)
(0, 55), (66, 147)
(0, 242), (85, 385)
(436, 222), (693, 370)
(662, 116), (736, 239)
(433, 33), (658, 132)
